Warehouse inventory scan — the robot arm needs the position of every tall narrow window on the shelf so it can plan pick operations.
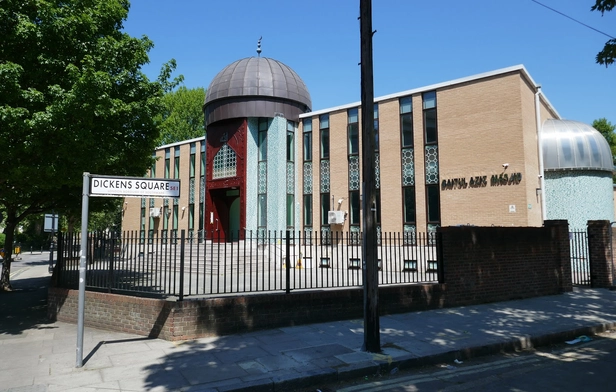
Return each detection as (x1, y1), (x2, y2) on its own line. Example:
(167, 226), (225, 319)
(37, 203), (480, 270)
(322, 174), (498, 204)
(174, 147), (180, 179)
(400, 96), (416, 239)
(303, 118), (313, 232)
(199, 141), (205, 242)
(423, 91), (440, 234)
(319, 114), (330, 239)
(189, 143), (196, 238)
(257, 118), (268, 231)
(348, 107), (359, 155)
(287, 121), (295, 228)
(347, 108), (360, 235)
(164, 148), (170, 179)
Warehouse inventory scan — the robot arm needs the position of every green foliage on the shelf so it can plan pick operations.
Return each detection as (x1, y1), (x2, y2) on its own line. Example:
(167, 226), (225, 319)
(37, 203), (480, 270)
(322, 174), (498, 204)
(593, 117), (616, 183)
(593, 118), (616, 158)
(0, 233), (5, 248)
(156, 86), (206, 146)
(89, 200), (123, 232)
(591, 0), (616, 67)
(14, 214), (50, 251)
(0, 0), (181, 288)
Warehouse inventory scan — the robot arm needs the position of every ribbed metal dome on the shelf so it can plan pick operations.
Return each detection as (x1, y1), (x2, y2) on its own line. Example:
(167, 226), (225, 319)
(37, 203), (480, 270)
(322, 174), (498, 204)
(204, 57), (312, 126)
(541, 119), (613, 172)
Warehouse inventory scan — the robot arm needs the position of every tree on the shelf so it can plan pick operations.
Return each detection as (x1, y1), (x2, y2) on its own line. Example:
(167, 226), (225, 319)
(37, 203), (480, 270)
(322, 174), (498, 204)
(592, 0), (616, 66)
(156, 86), (206, 146)
(593, 118), (616, 182)
(0, 0), (181, 290)
(593, 118), (616, 157)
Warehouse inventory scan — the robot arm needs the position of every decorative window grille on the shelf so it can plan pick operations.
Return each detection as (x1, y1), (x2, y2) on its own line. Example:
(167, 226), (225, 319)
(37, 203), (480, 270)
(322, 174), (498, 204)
(213, 144), (237, 179)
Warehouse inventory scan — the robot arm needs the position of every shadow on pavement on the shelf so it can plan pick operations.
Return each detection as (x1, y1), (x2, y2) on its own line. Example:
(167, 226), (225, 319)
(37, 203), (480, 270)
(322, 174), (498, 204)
(0, 274), (55, 335)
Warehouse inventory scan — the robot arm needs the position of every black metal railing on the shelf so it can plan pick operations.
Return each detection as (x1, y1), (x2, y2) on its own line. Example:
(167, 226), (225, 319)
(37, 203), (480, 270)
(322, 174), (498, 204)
(569, 230), (590, 286)
(56, 229), (442, 300)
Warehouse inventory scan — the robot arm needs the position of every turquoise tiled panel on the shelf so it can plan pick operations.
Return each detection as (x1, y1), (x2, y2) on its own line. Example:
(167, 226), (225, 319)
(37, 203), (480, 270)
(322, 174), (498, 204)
(267, 116), (289, 234)
(545, 170), (615, 231)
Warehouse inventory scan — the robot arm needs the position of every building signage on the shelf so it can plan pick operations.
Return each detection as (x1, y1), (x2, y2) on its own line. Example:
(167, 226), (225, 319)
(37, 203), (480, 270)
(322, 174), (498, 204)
(90, 175), (180, 198)
(441, 173), (522, 191)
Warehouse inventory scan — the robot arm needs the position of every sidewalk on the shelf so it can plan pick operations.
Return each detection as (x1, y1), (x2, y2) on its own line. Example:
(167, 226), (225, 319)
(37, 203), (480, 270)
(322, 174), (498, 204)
(2, 253), (616, 392)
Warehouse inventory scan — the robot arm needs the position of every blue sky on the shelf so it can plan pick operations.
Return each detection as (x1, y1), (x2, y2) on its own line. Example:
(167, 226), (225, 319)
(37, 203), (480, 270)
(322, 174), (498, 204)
(123, 0), (614, 125)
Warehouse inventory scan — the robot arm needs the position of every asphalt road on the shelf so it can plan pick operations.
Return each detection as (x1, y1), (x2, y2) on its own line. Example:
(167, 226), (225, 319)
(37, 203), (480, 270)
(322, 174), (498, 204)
(308, 331), (616, 392)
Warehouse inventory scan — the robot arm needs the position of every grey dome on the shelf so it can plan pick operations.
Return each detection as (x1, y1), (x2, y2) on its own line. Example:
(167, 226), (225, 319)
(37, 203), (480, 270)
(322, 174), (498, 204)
(541, 119), (613, 172)
(204, 57), (312, 126)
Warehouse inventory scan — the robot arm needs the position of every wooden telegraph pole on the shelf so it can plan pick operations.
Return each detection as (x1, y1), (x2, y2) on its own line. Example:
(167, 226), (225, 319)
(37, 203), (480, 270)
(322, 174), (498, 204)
(359, 0), (380, 353)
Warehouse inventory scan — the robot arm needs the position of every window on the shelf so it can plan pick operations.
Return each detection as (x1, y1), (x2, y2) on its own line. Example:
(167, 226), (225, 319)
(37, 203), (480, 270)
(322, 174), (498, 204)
(174, 147), (180, 178)
(320, 114), (329, 159)
(423, 91), (440, 227)
(212, 144), (237, 179)
(426, 184), (440, 223)
(287, 121), (295, 229)
(303, 118), (313, 230)
(303, 118), (312, 161)
(400, 96), (413, 147)
(350, 190), (360, 225)
(320, 193), (330, 226)
(319, 114), (330, 230)
(303, 194), (312, 226)
(287, 194), (294, 227)
(164, 148), (170, 178)
(199, 141), (205, 241)
(287, 122), (295, 162)
(258, 118), (268, 229)
(403, 187), (416, 223)
(189, 143), (196, 177)
(423, 91), (437, 144)
(259, 118), (268, 160)
(258, 194), (267, 227)
(348, 108), (359, 155)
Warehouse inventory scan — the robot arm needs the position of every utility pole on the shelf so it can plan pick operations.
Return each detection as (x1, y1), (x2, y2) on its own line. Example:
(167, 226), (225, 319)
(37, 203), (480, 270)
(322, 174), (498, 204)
(359, 0), (380, 353)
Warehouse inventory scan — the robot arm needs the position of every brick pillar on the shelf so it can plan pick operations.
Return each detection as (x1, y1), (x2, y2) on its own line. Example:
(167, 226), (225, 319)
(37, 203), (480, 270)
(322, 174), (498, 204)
(587, 220), (614, 288)
(543, 220), (572, 292)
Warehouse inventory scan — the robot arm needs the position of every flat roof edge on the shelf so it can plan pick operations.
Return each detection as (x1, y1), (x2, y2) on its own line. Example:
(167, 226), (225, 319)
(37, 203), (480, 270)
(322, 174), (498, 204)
(300, 65), (557, 119)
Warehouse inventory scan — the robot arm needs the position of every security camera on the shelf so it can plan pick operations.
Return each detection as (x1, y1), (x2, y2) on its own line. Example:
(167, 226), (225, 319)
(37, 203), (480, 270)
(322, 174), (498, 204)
(338, 198), (344, 205)
(502, 163), (509, 169)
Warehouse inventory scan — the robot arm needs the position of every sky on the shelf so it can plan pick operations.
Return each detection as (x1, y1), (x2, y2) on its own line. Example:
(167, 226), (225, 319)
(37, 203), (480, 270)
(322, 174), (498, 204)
(122, 0), (615, 125)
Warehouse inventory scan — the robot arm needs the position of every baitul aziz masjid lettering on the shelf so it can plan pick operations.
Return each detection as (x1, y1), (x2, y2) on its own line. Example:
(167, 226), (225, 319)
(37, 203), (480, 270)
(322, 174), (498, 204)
(441, 172), (522, 191)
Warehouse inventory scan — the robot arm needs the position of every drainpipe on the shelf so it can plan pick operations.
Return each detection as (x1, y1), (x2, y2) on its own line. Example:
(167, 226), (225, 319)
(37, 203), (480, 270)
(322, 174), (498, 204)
(535, 86), (547, 222)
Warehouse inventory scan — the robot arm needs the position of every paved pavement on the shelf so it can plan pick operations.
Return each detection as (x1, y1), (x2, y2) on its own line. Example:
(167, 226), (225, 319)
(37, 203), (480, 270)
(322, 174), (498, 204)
(2, 252), (616, 392)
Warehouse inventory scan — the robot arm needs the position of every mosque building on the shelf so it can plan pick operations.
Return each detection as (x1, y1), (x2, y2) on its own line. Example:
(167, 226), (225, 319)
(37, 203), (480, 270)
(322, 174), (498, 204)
(121, 52), (614, 240)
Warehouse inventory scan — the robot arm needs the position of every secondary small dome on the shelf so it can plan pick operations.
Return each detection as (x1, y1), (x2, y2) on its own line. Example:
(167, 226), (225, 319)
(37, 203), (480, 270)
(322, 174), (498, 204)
(204, 57), (312, 126)
(542, 119), (613, 172)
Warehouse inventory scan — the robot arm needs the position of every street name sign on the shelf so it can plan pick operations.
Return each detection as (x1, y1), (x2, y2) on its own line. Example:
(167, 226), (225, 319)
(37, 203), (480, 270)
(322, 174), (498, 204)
(89, 175), (180, 198)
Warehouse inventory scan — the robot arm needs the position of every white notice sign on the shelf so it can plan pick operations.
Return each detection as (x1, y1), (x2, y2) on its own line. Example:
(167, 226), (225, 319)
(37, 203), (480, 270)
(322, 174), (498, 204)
(90, 176), (180, 198)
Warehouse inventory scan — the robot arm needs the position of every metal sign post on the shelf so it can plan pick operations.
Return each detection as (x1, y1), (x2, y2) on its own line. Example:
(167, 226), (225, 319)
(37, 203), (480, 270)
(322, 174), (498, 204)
(76, 173), (90, 368)
(75, 173), (180, 368)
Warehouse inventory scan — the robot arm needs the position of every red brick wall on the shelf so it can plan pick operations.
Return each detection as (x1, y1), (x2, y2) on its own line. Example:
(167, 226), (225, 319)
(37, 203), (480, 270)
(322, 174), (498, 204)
(588, 220), (615, 288)
(439, 220), (571, 306)
(48, 221), (573, 341)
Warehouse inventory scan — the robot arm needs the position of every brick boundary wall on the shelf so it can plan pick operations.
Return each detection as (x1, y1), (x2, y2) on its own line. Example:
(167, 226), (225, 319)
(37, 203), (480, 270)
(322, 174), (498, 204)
(588, 220), (616, 288)
(439, 220), (572, 307)
(48, 221), (573, 341)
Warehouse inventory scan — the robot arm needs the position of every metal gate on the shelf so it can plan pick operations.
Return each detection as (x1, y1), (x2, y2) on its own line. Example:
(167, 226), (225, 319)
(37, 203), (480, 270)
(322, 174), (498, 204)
(569, 231), (590, 286)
